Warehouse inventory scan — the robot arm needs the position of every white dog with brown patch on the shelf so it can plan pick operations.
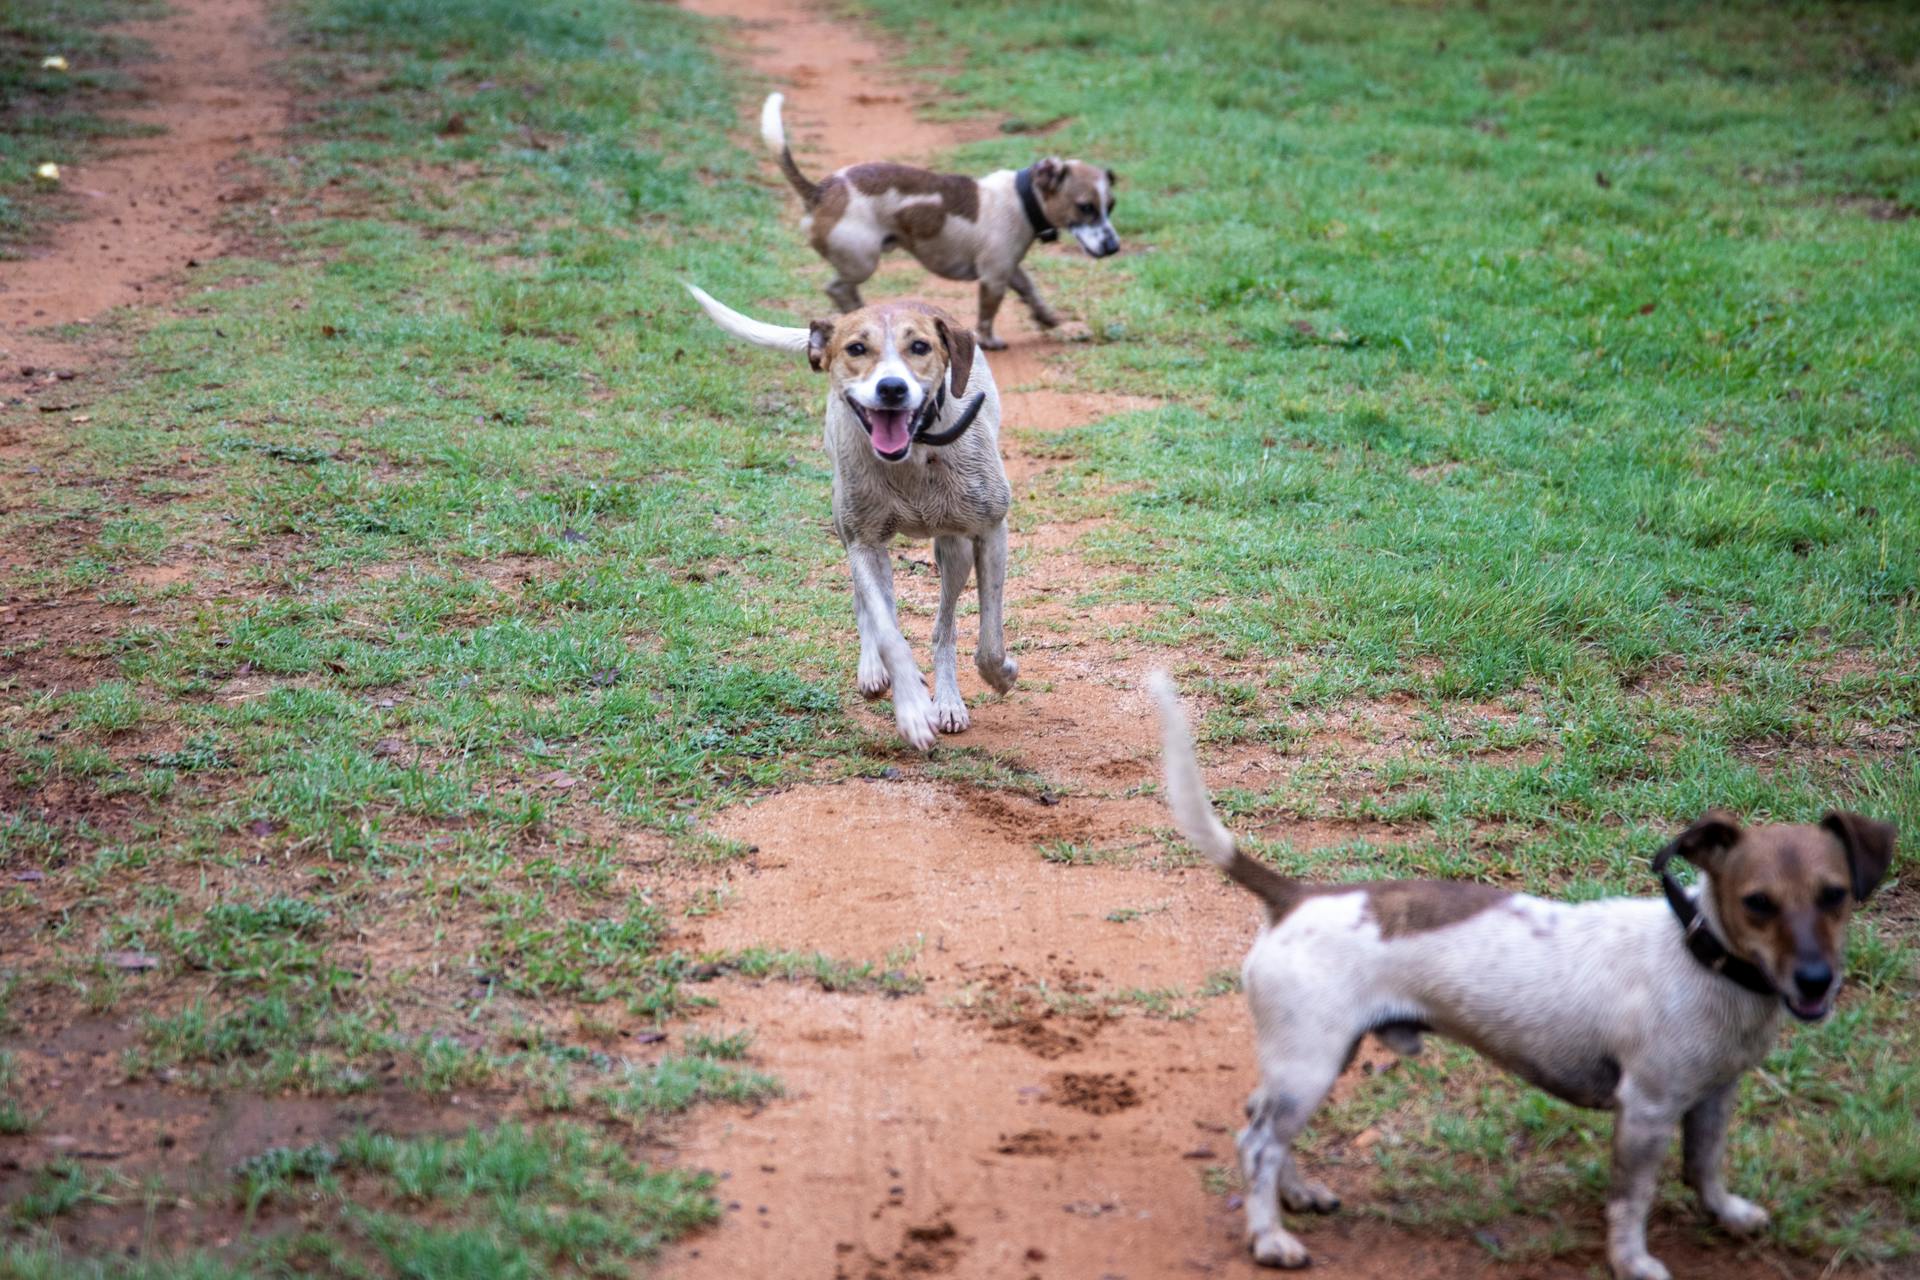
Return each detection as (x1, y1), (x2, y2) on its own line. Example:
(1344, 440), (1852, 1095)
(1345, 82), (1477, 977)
(1149, 672), (1897, 1280)
(761, 93), (1120, 350)
(685, 284), (1017, 750)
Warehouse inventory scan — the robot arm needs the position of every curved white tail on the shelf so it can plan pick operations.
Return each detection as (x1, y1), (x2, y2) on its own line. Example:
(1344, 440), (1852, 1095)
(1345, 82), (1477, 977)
(683, 283), (811, 355)
(760, 93), (787, 154)
(1147, 671), (1238, 871)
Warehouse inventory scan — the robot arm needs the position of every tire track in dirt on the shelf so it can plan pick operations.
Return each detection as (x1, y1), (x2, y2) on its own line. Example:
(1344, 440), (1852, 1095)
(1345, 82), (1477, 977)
(660, 6), (1831, 1280)
(0, 0), (284, 373)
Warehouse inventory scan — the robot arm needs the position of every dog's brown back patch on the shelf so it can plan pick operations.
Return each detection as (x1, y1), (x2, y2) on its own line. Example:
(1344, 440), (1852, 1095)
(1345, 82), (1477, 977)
(1361, 880), (1510, 938)
(845, 162), (980, 222)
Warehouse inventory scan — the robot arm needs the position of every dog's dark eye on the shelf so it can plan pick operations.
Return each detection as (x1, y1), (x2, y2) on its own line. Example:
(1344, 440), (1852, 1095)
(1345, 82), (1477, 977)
(1816, 885), (1849, 912)
(909, 340), (932, 356)
(1077, 201), (1097, 217)
(1741, 892), (1779, 920)
(845, 342), (867, 357)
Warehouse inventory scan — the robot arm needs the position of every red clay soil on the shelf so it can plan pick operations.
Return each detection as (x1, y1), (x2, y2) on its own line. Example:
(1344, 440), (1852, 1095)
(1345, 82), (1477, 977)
(0, 0), (285, 372)
(658, 4), (1831, 1280)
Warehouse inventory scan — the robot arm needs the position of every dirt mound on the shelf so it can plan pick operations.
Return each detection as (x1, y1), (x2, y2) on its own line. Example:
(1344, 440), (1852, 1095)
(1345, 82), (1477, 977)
(835, 1218), (969, 1279)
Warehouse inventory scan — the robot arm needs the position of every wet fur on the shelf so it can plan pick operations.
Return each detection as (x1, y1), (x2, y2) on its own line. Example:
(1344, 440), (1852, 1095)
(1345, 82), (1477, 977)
(686, 285), (1017, 750)
(1148, 672), (1895, 1280)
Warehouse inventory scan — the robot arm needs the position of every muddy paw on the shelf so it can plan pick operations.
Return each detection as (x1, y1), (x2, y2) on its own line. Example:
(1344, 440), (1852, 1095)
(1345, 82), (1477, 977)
(933, 697), (970, 735)
(1610, 1253), (1671, 1280)
(1051, 320), (1092, 343)
(1249, 1229), (1310, 1269)
(1281, 1180), (1340, 1214)
(895, 699), (938, 753)
(1712, 1197), (1770, 1236)
(976, 653), (1018, 694)
(977, 333), (1008, 351)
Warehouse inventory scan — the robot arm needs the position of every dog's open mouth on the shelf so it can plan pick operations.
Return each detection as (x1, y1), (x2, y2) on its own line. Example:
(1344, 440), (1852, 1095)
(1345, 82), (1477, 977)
(846, 395), (914, 460)
(1785, 993), (1832, 1022)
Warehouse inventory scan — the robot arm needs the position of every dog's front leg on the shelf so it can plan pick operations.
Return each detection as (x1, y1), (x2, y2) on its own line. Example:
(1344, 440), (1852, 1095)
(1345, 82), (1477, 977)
(975, 278), (1009, 350)
(847, 543), (937, 751)
(1683, 1083), (1770, 1237)
(1009, 266), (1061, 329)
(971, 520), (1017, 693)
(1607, 1087), (1682, 1280)
(931, 534), (974, 734)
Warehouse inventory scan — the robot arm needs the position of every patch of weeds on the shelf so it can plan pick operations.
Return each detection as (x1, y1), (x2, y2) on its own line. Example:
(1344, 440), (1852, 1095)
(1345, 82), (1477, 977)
(9, 1160), (117, 1224)
(1038, 839), (1130, 867)
(133, 734), (232, 772)
(482, 897), (664, 1002)
(715, 946), (923, 996)
(683, 1028), (752, 1061)
(234, 1143), (339, 1214)
(596, 1054), (780, 1125)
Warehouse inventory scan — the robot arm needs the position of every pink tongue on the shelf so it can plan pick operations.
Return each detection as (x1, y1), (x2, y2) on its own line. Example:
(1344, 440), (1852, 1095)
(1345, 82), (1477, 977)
(869, 409), (912, 454)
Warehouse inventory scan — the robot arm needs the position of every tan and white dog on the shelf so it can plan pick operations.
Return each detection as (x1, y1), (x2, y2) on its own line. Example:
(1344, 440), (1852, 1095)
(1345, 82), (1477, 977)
(685, 284), (1017, 750)
(761, 93), (1120, 350)
(1149, 672), (1896, 1280)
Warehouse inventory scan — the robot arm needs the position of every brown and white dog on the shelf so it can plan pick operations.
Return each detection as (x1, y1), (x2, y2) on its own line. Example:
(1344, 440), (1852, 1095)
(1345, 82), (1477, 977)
(1149, 672), (1897, 1280)
(761, 93), (1119, 350)
(686, 284), (1017, 750)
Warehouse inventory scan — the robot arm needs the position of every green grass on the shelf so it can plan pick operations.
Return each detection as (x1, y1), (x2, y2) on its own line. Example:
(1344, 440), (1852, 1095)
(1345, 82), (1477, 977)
(860, 0), (1920, 1261)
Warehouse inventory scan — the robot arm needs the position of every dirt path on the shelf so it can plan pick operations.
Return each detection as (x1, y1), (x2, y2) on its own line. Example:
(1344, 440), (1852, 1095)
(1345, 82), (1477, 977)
(655, 5), (1793, 1280)
(0, 0), (284, 374)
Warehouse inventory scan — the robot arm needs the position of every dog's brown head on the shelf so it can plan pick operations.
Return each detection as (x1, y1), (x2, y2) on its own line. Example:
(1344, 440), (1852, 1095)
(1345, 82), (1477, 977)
(806, 301), (977, 462)
(1671, 810), (1897, 1021)
(1031, 157), (1120, 258)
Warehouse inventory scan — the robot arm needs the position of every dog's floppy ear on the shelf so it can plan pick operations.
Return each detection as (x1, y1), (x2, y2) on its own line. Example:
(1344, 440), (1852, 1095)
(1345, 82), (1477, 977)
(1033, 156), (1067, 194)
(1822, 811), (1897, 902)
(935, 315), (976, 398)
(807, 319), (835, 372)
(1106, 168), (1119, 187)
(1670, 810), (1742, 875)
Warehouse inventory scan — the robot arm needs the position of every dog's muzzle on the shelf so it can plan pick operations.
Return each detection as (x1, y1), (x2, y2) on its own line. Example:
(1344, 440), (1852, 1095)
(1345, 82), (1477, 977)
(1071, 223), (1121, 258)
(845, 388), (988, 462)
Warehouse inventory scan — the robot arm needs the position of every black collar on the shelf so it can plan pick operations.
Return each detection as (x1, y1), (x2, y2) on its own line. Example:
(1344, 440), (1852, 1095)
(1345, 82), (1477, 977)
(1651, 840), (1777, 999)
(1014, 166), (1057, 243)
(909, 386), (986, 447)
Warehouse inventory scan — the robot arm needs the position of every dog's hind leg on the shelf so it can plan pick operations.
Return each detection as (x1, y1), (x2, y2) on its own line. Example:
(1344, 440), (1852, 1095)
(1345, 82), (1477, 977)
(847, 543), (937, 750)
(1238, 1055), (1344, 1268)
(931, 534), (974, 734)
(1009, 265), (1061, 329)
(1682, 1082), (1769, 1237)
(824, 240), (877, 315)
(971, 520), (1017, 693)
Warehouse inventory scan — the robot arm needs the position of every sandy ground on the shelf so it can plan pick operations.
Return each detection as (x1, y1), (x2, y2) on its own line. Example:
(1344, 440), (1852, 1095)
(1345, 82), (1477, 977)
(0, 0), (1842, 1275)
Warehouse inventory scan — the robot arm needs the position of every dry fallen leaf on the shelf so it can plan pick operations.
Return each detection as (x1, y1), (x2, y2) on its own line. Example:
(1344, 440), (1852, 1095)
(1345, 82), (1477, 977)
(103, 950), (159, 971)
(41, 55), (69, 71)
(34, 162), (60, 183)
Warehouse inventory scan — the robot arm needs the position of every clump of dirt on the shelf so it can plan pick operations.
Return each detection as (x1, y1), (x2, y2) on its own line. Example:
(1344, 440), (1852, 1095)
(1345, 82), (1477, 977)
(1048, 1070), (1141, 1116)
(834, 1217), (967, 1279)
(949, 963), (1112, 1060)
(993, 1128), (1091, 1157)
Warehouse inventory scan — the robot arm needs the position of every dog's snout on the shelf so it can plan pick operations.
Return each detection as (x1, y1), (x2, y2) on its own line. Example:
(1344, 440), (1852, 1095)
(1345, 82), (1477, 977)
(1793, 962), (1835, 1000)
(876, 377), (910, 406)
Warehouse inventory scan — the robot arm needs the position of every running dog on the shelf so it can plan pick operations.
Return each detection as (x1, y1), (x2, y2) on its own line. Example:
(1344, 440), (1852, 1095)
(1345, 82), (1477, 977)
(1148, 672), (1896, 1280)
(760, 93), (1119, 350)
(685, 284), (1017, 750)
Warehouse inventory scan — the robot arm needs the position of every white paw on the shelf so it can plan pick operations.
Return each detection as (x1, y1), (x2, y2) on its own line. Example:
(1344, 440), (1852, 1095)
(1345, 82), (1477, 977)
(1250, 1228), (1310, 1269)
(1280, 1179), (1340, 1214)
(1713, 1196), (1770, 1236)
(977, 333), (1008, 351)
(1610, 1252), (1671, 1280)
(895, 699), (938, 752)
(858, 661), (891, 699)
(976, 653), (1018, 693)
(933, 696), (970, 735)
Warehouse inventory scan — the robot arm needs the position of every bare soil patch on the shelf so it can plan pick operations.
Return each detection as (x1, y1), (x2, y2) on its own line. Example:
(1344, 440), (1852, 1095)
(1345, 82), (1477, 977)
(0, 0), (287, 372)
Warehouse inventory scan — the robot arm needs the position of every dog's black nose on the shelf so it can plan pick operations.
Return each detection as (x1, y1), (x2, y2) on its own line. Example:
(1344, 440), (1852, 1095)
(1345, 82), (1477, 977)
(1793, 962), (1835, 1000)
(876, 377), (910, 406)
